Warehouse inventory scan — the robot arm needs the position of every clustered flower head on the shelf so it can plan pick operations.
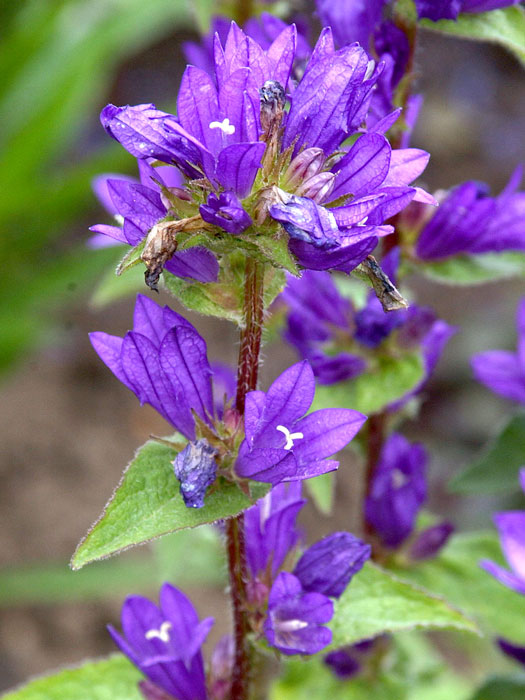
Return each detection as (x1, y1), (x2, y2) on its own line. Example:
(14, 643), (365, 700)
(91, 295), (367, 507)
(281, 249), (456, 402)
(109, 484), (371, 696)
(94, 20), (434, 290)
(244, 483), (371, 655)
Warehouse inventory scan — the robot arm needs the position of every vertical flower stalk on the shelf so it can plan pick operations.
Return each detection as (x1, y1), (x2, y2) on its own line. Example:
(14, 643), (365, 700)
(227, 257), (266, 700)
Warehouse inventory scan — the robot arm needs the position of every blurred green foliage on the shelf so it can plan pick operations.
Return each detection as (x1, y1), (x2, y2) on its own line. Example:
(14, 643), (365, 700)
(0, 0), (196, 375)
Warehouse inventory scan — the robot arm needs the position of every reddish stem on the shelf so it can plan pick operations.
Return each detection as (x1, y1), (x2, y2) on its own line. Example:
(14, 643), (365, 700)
(227, 258), (265, 700)
(363, 413), (386, 538)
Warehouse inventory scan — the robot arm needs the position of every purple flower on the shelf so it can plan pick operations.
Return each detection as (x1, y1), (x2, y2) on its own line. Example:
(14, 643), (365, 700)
(315, 0), (388, 50)
(90, 294), (215, 441)
(409, 522), (454, 561)
(480, 469), (525, 595)
(281, 253), (455, 399)
(471, 297), (525, 404)
(108, 583), (213, 700)
(98, 21), (432, 276)
(200, 191), (252, 234)
(365, 433), (427, 548)
(497, 638), (525, 667)
(324, 649), (362, 679)
(324, 638), (381, 679)
(264, 571), (333, 655)
(235, 360), (367, 484)
(245, 482), (306, 582)
(89, 161), (219, 283)
(293, 532), (371, 598)
(416, 167), (525, 260)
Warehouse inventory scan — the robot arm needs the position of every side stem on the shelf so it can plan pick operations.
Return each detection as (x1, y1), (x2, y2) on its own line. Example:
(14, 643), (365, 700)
(227, 258), (265, 700)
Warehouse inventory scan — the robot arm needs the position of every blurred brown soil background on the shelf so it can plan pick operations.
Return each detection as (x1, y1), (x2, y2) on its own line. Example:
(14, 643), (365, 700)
(1, 27), (524, 691)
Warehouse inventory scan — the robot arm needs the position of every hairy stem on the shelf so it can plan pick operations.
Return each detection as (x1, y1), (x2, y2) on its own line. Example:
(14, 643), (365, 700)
(363, 413), (386, 540)
(227, 258), (265, 700)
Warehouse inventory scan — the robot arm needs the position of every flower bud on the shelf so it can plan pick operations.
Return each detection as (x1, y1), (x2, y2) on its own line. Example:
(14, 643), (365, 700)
(293, 532), (370, 599)
(284, 148), (326, 189)
(295, 172), (336, 203)
(409, 522), (454, 561)
(200, 191), (252, 234)
(260, 80), (286, 134)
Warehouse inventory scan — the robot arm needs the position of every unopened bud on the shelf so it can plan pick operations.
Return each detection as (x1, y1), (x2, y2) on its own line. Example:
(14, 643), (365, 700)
(260, 80), (285, 134)
(295, 172), (336, 203)
(284, 148), (326, 189)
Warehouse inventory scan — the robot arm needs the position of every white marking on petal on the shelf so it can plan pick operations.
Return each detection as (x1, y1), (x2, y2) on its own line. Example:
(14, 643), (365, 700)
(365, 60), (375, 81)
(145, 621), (172, 642)
(209, 118), (235, 135)
(356, 216), (369, 227)
(391, 468), (409, 489)
(278, 618), (309, 632)
(114, 214), (124, 226)
(276, 425), (304, 451)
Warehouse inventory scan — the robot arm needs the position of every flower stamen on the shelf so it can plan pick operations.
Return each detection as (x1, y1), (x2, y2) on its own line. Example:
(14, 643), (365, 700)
(145, 621), (172, 642)
(276, 425), (304, 450)
(209, 118), (235, 135)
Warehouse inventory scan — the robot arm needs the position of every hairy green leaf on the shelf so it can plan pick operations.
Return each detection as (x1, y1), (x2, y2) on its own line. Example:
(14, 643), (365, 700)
(391, 532), (525, 643)
(312, 352), (424, 416)
(72, 440), (269, 569)
(450, 413), (525, 494)
(420, 7), (525, 66)
(2, 654), (142, 700)
(329, 562), (477, 648)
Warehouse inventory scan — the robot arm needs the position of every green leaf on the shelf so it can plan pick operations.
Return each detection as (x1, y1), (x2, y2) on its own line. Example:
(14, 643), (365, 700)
(305, 472), (335, 515)
(391, 532), (525, 643)
(470, 676), (525, 700)
(420, 7), (525, 66)
(271, 632), (472, 700)
(2, 654), (142, 700)
(420, 253), (525, 286)
(163, 273), (244, 323)
(72, 439), (269, 569)
(329, 562), (477, 648)
(91, 252), (146, 308)
(450, 413), (525, 494)
(312, 352), (425, 415)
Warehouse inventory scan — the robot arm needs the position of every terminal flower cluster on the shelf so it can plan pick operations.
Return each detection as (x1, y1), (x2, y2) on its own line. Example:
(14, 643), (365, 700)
(94, 21), (433, 288)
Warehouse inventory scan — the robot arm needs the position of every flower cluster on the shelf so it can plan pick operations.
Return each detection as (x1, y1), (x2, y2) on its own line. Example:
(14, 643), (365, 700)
(366, 432), (453, 558)
(91, 295), (366, 506)
(413, 167), (525, 261)
(247, 483), (372, 655)
(93, 20), (433, 291)
(281, 249), (455, 400)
